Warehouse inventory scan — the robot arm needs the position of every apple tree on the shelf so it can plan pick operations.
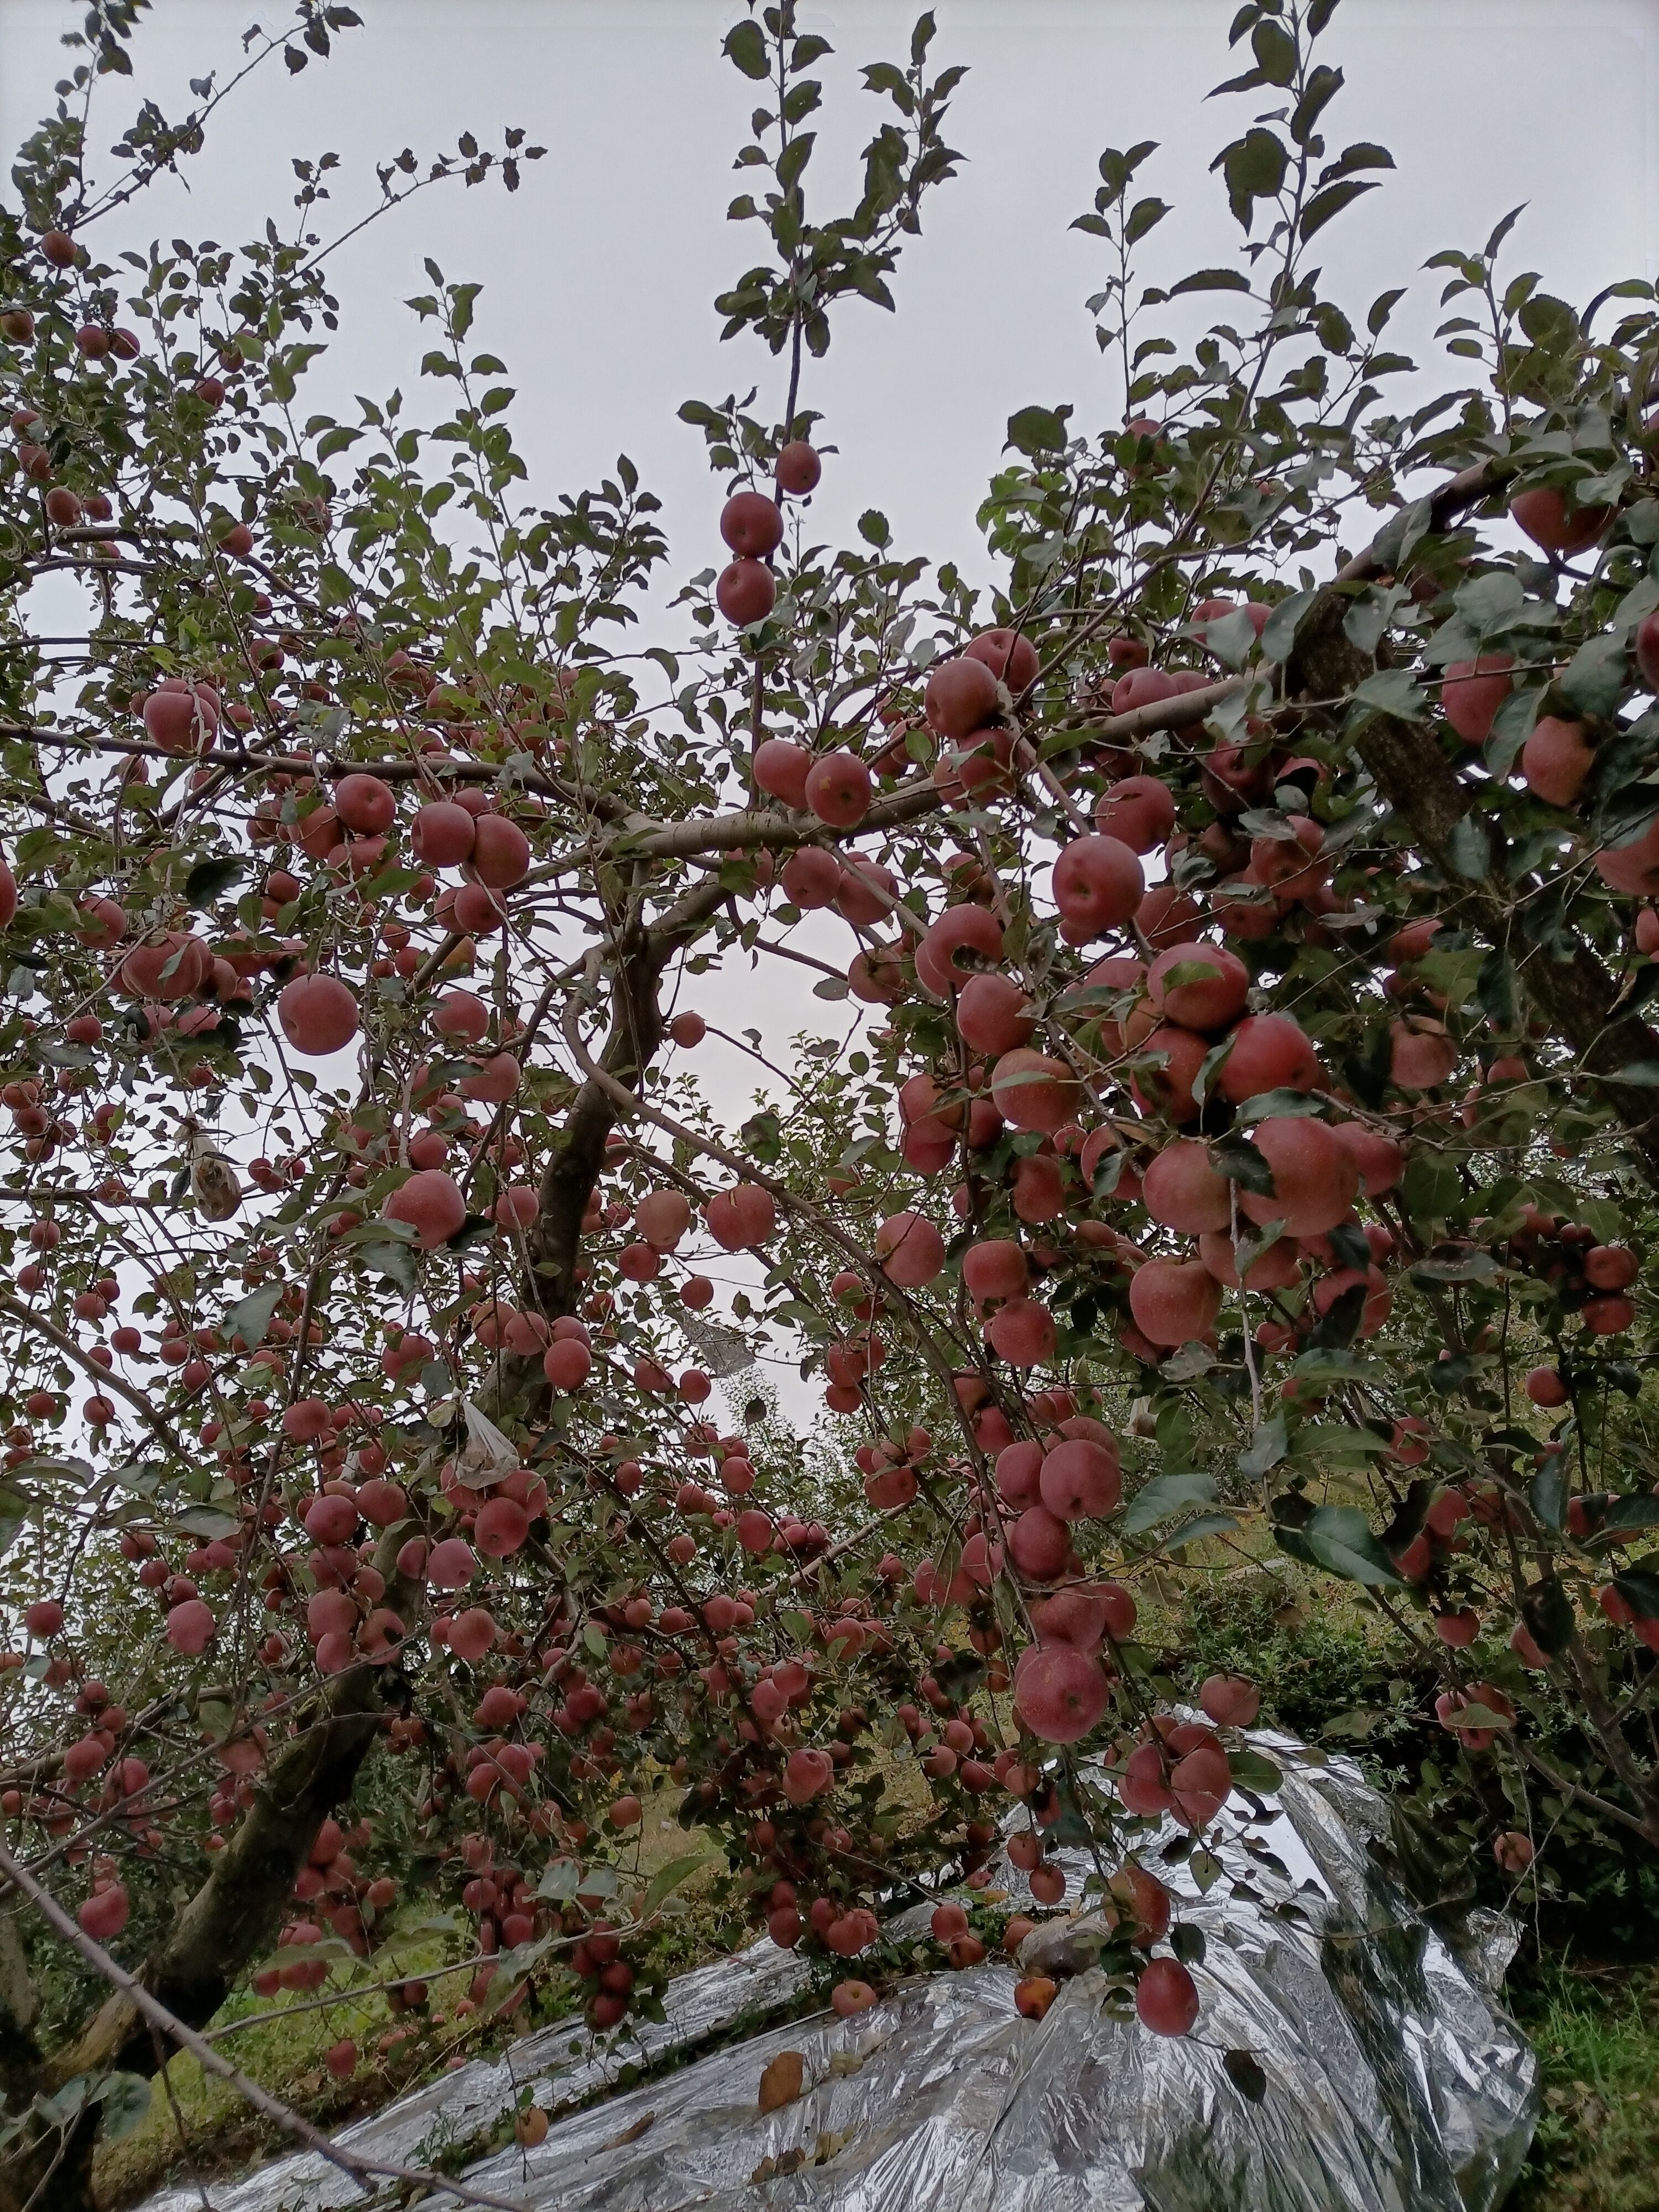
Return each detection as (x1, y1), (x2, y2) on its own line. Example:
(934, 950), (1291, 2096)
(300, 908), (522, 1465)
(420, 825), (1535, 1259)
(4, 0), (1659, 2201)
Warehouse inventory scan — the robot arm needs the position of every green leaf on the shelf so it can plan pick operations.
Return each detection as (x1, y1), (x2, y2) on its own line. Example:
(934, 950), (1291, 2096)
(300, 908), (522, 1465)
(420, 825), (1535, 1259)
(723, 20), (770, 79)
(1300, 178), (1380, 241)
(1123, 1470), (1217, 1536)
(1517, 1578), (1566, 1653)
(1222, 127), (1288, 205)
(1588, 1493), (1659, 1543)
(1352, 667), (1423, 719)
(1446, 813), (1491, 880)
(643, 1849), (716, 1917)
(1250, 17), (1298, 84)
(1559, 632), (1629, 720)
(1005, 404), (1073, 457)
(1239, 1410), (1288, 1480)
(1394, 1149), (1471, 1244)
(1159, 1511), (1240, 1551)
(1209, 1133), (1274, 1196)
(226, 1281), (284, 1350)
(95, 2072), (152, 2142)
(184, 855), (247, 908)
(1609, 1062), (1659, 1086)
(1123, 196), (1169, 246)
(1613, 1562), (1659, 1620)
(1258, 586), (1320, 666)
(1226, 1748), (1283, 1794)
(1165, 268), (1253, 299)
(1299, 1505), (1405, 1587)
(175, 1505), (239, 1540)
(357, 1241), (418, 1292)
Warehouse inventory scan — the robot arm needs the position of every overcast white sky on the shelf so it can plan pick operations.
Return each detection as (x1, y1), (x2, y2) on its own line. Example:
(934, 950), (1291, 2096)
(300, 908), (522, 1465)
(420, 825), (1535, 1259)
(4, 0), (1658, 1415)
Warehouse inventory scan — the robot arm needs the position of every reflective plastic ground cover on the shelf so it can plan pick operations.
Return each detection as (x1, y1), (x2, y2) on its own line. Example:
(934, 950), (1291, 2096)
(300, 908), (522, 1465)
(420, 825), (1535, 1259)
(133, 1731), (1537, 2211)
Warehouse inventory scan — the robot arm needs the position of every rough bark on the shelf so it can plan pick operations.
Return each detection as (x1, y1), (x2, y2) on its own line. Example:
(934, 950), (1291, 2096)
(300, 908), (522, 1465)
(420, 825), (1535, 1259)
(519, 879), (729, 1344)
(0, 1544), (415, 2212)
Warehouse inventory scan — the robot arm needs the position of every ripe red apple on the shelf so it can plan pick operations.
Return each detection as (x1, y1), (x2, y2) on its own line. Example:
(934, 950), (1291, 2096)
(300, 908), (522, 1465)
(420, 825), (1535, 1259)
(1014, 1644), (1108, 1743)
(964, 627), (1039, 692)
(706, 1182), (776, 1250)
(989, 1050), (1081, 1133)
(877, 1209), (946, 1286)
(335, 773), (396, 833)
(1521, 716), (1593, 806)
(383, 1168), (467, 1248)
(1584, 1243), (1636, 1290)
(1094, 774), (1176, 853)
(986, 1296), (1058, 1366)
(716, 559), (775, 625)
(278, 974), (359, 1058)
(754, 738), (812, 807)
(1006, 1504), (1071, 1578)
(1217, 1013), (1319, 1102)
(1142, 1138), (1232, 1234)
(804, 749), (871, 827)
(956, 971), (1034, 1053)
(1052, 834), (1144, 939)
(964, 1239), (1029, 1303)
(775, 441), (821, 495)
(1128, 1258), (1222, 1346)
(916, 903), (1005, 996)
(412, 802), (476, 867)
(925, 656), (1001, 738)
(1509, 487), (1611, 557)
(1126, 1023), (1209, 1125)
(1199, 1674), (1260, 1727)
(1135, 1957), (1198, 2037)
(1237, 1115), (1359, 1237)
(719, 489), (784, 557)
(780, 846), (841, 907)
(1389, 1021), (1457, 1090)
(1147, 941), (1248, 1031)
(1441, 654), (1513, 744)
(1331, 1120), (1402, 1196)
(472, 814), (531, 889)
(1038, 1438), (1120, 1521)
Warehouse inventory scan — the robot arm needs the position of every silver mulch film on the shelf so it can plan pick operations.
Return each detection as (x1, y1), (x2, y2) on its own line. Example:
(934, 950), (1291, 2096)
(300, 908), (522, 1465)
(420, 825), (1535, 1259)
(133, 1730), (1537, 2211)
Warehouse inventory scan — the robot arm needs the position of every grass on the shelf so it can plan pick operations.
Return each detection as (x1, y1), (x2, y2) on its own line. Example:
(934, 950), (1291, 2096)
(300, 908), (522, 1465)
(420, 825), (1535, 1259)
(92, 1921), (481, 2208)
(93, 1780), (734, 2208)
(1509, 1959), (1659, 2212)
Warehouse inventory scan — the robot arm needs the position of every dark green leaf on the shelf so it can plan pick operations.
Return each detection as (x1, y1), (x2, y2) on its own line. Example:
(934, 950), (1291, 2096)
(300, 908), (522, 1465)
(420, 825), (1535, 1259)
(1005, 404), (1073, 457)
(1559, 633), (1629, 720)
(226, 1281), (284, 1350)
(1522, 1574), (1574, 1655)
(1250, 18), (1297, 84)
(723, 20), (771, 79)
(1166, 268), (1253, 300)
(1446, 814), (1491, 880)
(1123, 1470), (1217, 1536)
(184, 855), (247, 908)
(1613, 1562), (1659, 1620)
(1300, 178), (1380, 241)
(1222, 128), (1288, 206)
(1239, 1410), (1288, 1480)
(1529, 1459), (1565, 1534)
(1171, 1923), (1207, 1965)
(1209, 1133), (1274, 1196)
(1300, 1505), (1405, 1587)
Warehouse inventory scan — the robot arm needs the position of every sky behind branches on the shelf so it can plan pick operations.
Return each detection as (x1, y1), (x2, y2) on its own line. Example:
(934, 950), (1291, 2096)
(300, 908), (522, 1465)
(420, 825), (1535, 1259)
(3, 0), (1656, 1420)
